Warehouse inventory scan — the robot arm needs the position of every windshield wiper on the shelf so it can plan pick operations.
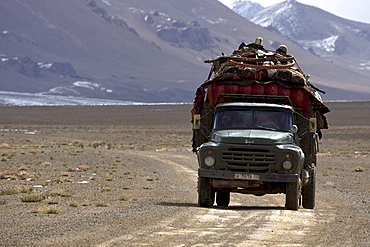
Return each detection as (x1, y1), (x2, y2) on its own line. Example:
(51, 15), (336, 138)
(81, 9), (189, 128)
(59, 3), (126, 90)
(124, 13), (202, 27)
(257, 126), (277, 131)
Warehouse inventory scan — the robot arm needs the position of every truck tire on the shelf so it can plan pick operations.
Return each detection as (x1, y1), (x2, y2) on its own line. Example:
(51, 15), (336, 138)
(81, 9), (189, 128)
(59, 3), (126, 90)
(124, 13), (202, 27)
(302, 168), (316, 209)
(198, 177), (214, 207)
(285, 179), (300, 210)
(216, 191), (230, 207)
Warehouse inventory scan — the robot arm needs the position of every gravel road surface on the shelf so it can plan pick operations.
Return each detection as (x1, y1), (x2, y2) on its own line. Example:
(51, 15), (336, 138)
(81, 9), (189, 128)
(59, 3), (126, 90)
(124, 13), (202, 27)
(0, 103), (368, 246)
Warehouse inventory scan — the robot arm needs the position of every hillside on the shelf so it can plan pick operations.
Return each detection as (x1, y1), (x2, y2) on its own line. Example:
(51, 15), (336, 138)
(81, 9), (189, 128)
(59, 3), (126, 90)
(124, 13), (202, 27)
(0, 0), (369, 103)
(233, 0), (370, 99)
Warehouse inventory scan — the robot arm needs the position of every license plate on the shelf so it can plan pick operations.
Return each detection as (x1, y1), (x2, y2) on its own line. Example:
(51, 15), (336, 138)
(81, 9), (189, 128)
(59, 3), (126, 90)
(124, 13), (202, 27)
(234, 173), (260, 180)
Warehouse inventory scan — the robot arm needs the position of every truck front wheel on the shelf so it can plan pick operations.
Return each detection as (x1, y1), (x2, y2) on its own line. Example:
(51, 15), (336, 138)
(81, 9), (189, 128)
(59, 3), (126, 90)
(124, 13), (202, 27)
(216, 191), (230, 207)
(285, 178), (300, 210)
(198, 177), (215, 207)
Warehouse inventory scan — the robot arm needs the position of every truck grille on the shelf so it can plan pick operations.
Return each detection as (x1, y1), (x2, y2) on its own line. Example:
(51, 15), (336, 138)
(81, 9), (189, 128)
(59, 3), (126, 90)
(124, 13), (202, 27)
(222, 148), (276, 172)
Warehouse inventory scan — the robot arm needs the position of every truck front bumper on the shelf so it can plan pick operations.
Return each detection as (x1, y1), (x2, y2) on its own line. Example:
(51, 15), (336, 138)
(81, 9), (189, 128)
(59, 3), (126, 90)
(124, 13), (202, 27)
(198, 168), (298, 183)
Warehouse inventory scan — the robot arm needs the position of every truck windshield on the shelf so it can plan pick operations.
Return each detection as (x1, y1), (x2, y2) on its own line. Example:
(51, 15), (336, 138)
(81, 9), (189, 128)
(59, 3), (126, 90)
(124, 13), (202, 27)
(214, 109), (292, 131)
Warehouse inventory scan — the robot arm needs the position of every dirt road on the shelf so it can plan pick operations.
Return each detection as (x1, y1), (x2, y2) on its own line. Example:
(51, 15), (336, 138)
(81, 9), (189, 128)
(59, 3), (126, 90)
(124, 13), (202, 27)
(98, 150), (368, 247)
(0, 103), (369, 246)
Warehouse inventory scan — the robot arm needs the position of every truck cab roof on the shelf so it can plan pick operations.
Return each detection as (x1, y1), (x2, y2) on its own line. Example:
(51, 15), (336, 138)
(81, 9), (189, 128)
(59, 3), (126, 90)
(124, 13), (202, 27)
(215, 102), (295, 111)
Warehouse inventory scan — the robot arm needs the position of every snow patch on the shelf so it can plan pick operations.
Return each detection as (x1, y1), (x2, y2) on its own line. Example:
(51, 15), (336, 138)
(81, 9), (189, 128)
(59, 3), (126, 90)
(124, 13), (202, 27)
(38, 63), (53, 69)
(0, 91), (190, 106)
(330, 22), (345, 33)
(158, 87), (169, 93)
(299, 36), (339, 53)
(128, 7), (145, 14)
(72, 81), (113, 93)
(231, 0), (264, 19)
(359, 61), (370, 71)
(101, 0), (111, 6)
(73, 81), (100, 90)
(201, 17), (227, 25)
(48, 86), (80, 95)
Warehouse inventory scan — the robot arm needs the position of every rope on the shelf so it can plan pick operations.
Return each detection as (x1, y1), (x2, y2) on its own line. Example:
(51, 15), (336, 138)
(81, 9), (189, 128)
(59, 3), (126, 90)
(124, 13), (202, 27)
(229, 60), (295, 69)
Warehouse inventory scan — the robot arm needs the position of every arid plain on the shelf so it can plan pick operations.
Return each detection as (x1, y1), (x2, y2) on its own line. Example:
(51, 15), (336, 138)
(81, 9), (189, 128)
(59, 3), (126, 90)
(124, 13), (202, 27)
(0, 102), (369, 246)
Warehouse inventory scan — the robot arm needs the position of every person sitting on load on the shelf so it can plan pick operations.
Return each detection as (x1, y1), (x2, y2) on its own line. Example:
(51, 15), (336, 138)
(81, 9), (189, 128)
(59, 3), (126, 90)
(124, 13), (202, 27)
(276, 44), (289, 64)
(238, 37), (265, 50)
(276, 45), (288, 55)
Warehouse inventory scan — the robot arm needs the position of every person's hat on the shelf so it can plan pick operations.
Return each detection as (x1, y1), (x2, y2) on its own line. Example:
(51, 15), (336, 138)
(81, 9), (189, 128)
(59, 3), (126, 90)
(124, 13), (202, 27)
(254, 37), (263, 46)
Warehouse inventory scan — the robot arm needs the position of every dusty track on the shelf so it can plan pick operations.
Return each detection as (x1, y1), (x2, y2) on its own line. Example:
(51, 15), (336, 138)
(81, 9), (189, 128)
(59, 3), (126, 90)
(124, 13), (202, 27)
(99, 150), (368, 247)
(0, 103), (369, 246)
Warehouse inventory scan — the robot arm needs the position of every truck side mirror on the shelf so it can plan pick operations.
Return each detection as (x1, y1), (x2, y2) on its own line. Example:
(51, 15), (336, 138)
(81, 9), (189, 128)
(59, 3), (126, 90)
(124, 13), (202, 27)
(290, 125), (298, 134)
(309, 118), (317, 133)
(193, 114), (201, 130)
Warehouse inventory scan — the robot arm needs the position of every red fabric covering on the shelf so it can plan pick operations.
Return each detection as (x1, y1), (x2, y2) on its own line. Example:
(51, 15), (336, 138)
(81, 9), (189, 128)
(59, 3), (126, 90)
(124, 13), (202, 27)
(191, 87), (205, 116)
(206, 82), (311, 116)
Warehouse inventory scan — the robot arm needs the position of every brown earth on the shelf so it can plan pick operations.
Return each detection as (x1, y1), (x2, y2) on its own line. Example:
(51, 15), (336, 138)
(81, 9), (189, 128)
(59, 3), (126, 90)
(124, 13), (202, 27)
(0, 102), (369, 246)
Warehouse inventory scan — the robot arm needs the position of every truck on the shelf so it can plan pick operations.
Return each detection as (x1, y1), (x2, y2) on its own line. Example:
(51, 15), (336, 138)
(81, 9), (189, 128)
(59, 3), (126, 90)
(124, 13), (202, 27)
(191, 39), (330, 210)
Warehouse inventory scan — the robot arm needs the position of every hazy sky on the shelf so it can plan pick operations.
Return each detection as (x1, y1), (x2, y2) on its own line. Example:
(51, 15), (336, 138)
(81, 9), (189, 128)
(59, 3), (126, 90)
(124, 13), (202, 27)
(219, 0), (370, 24)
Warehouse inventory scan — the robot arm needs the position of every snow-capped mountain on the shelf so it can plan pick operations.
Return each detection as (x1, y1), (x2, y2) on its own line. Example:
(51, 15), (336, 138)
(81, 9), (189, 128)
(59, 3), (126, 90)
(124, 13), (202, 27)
(234, 0), (370, 73)
(231, 0), (263, 19)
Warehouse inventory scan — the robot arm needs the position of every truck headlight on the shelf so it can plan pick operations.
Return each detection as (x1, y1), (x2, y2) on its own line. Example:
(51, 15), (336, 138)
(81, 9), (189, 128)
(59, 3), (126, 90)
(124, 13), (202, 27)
(282, 160), (292, 170)
(204, 156), (215, 167)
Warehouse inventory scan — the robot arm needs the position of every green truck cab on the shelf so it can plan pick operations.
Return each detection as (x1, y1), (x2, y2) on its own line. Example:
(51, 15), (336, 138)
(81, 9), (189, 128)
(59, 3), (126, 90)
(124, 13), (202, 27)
(192, 39), (329, 210)
(196, 100), (317, 210)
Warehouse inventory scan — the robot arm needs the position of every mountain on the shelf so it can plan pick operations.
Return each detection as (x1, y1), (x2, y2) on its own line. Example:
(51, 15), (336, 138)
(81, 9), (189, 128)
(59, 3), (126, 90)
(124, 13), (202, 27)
(234, 0), (370, 80)
(231, 0), (263, 19)
(0, 0), (369, 104)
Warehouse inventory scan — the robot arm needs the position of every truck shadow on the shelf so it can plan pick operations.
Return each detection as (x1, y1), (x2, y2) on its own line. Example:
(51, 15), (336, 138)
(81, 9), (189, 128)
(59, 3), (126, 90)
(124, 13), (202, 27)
(158, 202), (285, 211)
(213, 205), (286, 211)
(158, 202), (199, 208)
